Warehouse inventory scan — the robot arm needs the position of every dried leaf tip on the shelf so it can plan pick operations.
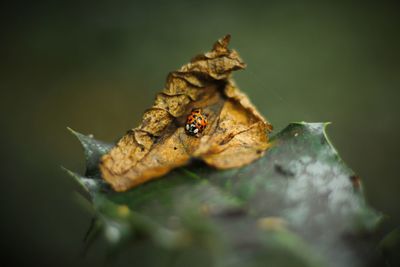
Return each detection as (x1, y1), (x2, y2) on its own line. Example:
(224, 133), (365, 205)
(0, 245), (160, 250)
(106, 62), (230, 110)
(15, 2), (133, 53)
(214, 34), (231, 51)
(100, 35), (273, 192)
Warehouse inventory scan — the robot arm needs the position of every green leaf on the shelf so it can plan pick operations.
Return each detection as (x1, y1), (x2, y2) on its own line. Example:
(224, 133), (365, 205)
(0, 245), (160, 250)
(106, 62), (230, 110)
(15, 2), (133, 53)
(65, 122), (382, 267)
(67, 127), (113, 178)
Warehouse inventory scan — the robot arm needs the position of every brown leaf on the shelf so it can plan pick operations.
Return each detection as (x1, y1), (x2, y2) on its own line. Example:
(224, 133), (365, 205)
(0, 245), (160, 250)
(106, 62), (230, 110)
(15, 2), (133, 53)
(100, 35), (273, 192)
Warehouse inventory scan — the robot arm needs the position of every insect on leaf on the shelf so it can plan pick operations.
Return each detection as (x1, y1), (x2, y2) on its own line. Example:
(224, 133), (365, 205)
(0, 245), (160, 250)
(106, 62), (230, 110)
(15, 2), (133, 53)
(100, 35), (273, 192)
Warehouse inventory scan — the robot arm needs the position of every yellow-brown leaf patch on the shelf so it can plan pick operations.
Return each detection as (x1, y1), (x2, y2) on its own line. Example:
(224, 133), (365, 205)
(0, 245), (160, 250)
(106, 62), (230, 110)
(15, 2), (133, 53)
(100, 35), (273, 192)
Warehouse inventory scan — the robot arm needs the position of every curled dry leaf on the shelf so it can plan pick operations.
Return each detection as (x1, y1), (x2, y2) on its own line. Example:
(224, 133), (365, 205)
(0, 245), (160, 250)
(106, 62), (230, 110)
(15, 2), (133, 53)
(100, 35), (273, 192)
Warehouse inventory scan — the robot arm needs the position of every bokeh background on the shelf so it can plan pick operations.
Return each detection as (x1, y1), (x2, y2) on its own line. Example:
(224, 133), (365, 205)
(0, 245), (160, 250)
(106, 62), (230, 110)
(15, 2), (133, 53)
(1, 1), (399, 266)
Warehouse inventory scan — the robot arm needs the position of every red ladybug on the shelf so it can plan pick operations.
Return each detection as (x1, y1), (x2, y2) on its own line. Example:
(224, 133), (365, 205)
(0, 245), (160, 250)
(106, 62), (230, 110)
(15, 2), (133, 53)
(185, 109), (208, 136)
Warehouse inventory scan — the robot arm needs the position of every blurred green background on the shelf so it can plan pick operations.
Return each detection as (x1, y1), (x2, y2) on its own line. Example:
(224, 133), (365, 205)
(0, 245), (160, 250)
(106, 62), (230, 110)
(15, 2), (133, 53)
(1, 1), (399, 266)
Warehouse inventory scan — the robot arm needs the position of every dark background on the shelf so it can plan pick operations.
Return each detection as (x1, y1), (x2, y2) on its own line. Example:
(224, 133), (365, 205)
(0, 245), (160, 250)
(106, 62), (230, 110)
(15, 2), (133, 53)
(1, 1), (399, 266)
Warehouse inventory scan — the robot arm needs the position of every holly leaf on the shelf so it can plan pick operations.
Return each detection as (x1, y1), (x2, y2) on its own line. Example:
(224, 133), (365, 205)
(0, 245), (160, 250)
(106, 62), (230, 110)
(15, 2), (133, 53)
(65, 122), (381, 267)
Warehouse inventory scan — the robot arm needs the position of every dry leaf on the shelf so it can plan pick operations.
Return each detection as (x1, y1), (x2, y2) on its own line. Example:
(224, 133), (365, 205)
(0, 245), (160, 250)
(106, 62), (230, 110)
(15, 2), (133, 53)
(100, 35), (273, 192)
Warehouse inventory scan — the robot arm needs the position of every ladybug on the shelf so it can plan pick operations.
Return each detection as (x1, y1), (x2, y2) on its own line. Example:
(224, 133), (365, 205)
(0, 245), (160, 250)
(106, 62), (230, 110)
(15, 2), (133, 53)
(185, 109), (208, 136)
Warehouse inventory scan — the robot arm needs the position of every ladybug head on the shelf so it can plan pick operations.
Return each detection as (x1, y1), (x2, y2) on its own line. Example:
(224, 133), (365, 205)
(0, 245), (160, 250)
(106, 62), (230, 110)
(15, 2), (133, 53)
(185, 123), (199, 135)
